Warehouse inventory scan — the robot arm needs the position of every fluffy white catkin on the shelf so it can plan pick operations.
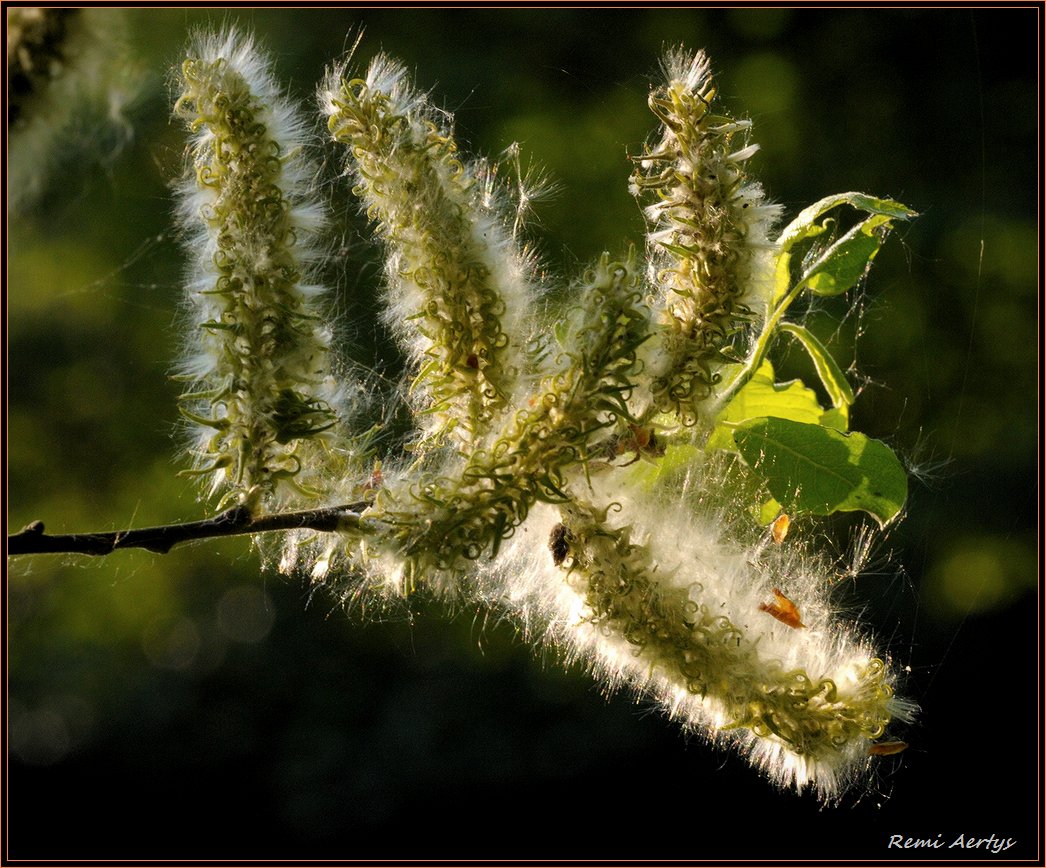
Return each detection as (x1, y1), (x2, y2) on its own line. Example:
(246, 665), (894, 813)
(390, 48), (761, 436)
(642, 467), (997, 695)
(633, 49), (783, 425)
(275, 39), (914, 798)
(174, 30), (344, 511)
(321, 53), (540, 452)
(473, 476), (914, 798)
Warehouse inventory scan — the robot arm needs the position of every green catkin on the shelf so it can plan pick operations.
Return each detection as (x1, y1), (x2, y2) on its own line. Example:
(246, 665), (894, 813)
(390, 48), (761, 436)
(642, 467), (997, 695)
(557, 499), (895, 764)
(372, 251), (650, 587)
(302, 40), (911, 796)
(323, 57), (531, 450)
(175, 32), (339, 511)
(632, 49), (782, 426)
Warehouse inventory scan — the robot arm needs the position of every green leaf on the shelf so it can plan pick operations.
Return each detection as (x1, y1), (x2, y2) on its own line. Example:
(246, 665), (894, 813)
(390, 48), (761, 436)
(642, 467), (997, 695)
(778, 192), (917, 252)
(778, 321), (854, 425)
(733, 417), (907, 526)
(772, 251), (792, 309)
(799, 213), (893, 296)
(706, 360), (826, 451)
(625, 442), (703, 489)
(755, 497), (783, 526)
(818, 406), (848, 432)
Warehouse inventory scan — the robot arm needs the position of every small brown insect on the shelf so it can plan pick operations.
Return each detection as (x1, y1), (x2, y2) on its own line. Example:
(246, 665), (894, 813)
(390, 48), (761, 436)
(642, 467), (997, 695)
(604, 424), (666, 466)
(361, 461), (384, 495)
(465, 353), (479, 369)
(758, 587), (805, 629)
(771, 513), (790, 544)
(868, 741), (908, 757)
(549, 523), (572, 566)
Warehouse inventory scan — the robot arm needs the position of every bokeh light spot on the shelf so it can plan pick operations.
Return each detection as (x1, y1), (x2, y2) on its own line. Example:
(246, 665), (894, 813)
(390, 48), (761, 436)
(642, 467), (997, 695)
(142, 616), (201, 670)
(925, 536), (1036, 619)
(217, 585), (275, 643)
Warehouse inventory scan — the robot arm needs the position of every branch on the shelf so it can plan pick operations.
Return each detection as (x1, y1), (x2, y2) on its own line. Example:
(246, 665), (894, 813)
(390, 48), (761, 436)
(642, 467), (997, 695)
(7, 502), (370, 557)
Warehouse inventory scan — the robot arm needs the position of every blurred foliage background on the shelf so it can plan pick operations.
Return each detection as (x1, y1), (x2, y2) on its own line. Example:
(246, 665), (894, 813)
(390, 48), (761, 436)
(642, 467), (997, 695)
(8, 8), (1039, 860)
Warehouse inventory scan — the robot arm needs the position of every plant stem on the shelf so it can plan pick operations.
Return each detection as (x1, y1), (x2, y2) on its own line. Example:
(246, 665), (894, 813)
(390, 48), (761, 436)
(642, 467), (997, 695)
(713, 279), (806, 410)
(7, 502), (370, 557)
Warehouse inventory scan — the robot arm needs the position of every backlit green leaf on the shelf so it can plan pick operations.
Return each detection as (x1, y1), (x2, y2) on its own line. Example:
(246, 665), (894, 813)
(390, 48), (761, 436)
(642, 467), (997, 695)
(625, 442), (703, 489)
(778, 192), (917, 251)
(733, 417), (907, 526)
(706, 360), (825, 451)
(756, 497), (783, 526)
(772, 250), (792, 308)
(779, 321), (854, 424)
(799, 213), (892, 296)
(818, 406), (848, 432)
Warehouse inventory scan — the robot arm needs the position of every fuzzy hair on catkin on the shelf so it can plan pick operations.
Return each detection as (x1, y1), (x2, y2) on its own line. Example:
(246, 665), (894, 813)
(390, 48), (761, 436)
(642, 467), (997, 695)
(320, 52), (543, 451)
(173, 29), (351, 510)
(160, 30), (917, 800)
(632, 48), (784, 424)
(468, 460), (913, 799)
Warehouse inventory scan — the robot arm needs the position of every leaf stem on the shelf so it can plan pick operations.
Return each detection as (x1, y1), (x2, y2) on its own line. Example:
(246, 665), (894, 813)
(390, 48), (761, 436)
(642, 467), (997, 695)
(714, 278), (806, 410)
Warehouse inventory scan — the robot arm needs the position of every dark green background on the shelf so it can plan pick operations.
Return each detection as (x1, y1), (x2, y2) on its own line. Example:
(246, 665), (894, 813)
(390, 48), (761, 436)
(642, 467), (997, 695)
(8, 8), (1039, 861)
